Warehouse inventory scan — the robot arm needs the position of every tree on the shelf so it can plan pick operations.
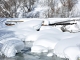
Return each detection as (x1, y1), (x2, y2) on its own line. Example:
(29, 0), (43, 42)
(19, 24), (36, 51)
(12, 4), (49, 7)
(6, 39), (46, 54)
(0, 0), (35, 18)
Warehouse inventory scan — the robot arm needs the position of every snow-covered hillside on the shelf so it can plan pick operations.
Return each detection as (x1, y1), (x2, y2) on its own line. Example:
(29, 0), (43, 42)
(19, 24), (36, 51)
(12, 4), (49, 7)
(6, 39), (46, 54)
(0, 0), (80, 18)
(0, 18), (80, 60)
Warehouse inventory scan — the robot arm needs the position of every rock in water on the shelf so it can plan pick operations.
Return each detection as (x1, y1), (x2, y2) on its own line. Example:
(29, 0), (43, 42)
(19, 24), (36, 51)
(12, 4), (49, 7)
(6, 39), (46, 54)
(1, 40), (24, 57)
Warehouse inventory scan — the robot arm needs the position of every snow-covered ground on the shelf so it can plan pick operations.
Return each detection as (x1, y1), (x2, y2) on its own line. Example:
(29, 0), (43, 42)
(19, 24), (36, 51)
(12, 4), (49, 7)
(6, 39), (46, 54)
(0, 18), (80, 60)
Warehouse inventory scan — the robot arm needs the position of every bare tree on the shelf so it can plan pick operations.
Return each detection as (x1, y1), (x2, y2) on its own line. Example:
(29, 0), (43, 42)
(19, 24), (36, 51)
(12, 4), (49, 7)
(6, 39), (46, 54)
(60, 0), (78, 17)
(0, 0), (35, 18)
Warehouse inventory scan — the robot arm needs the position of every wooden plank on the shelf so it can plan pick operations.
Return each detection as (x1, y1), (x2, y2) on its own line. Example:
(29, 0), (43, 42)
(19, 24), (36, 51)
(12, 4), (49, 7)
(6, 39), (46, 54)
(6, 21), (24, 22)
(49, 23), (76, 26)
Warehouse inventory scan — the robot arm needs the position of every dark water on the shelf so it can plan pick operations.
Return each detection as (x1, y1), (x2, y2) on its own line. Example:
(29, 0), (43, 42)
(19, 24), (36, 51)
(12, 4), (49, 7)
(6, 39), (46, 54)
(0, 53), (67, 60)
(0, 48), (68, 60)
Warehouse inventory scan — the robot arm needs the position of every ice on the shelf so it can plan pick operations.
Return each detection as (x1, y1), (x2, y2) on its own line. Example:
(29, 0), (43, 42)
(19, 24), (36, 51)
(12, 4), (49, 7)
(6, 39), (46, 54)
(1, 39), (24, 57)
(0, 43), (3, 55)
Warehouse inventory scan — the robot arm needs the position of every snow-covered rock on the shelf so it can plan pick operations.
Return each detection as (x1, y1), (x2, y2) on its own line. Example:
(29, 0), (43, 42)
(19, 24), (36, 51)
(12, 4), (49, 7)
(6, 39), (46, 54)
(26, 28), (62, 42)
(64, 46), (80, 60)
(43, 20), (50, 25)
(31, 31), (60, 53)
(30, 28), (62, 55)
(31, 33), (60, 57)
(64, 24), (80, 33)
(76, 21), (80, 29)
(33, 34), (59, 50)
(25, 31), (43, 41)
(31, 45), (48, 53)
(15, 20), (43, 30)
(54, 37), (80, 58)
(1, 39), (24, 57)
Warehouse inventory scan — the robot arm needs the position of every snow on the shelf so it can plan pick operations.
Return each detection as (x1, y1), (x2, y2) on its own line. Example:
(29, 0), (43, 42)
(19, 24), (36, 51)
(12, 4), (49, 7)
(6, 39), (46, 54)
(43, 19), (50, 25)
(47, 53), (54, 57)
(40, 26), (54, 31)
(31, 45), (48, 53)
(1, 38), (24, 57)
(54, 35), (80, 58)
(64, 46), (80, 60)
(26, 27), (62, 42)
(33, 34), (59, 49)
(0, 18), (80, 60)
(15, 20), (43, 30)
(70, 0), (80, 17)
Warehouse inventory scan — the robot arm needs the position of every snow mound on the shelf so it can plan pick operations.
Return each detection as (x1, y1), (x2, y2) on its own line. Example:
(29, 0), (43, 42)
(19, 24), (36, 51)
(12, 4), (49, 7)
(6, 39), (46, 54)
(33, 34), (60, 50)
(43, 20), (50, 25)
(1, 39), (24, 57)
(25, 31), (43, 41)
(54, 36), (80, 58)
(64, 24), (80, 33)
(14, 27), (36, 40)
(64, 46), (80, 60)
(26, 28), (62, 42)
(7, 26), (36, 41)
(15, 20), (43, 30)
(0, 38), (20, 44)
(31, 31), (60, 54)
